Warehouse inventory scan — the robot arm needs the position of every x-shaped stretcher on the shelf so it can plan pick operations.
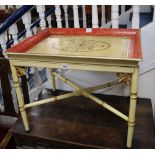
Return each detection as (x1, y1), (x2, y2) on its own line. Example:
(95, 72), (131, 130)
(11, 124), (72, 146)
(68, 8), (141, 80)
(24, 71), (129, 121)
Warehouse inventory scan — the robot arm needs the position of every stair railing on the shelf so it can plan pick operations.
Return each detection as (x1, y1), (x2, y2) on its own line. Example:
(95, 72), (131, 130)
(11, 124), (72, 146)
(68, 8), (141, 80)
(132, 5), (140, 28)
(0, 5), (34, 117)
(0, 5), (34, 57)
(0, 5), (55, 117)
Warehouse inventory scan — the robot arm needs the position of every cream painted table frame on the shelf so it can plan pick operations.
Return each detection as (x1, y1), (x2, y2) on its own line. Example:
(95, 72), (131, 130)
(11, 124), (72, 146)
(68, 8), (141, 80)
(7, 28), (142, 148)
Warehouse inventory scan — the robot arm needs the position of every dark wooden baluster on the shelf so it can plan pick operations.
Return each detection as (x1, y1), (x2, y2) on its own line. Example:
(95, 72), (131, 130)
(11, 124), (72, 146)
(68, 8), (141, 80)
(0, 56), (30, 115)
(106, 5), (111, 23)
(0, 59), (16, 116)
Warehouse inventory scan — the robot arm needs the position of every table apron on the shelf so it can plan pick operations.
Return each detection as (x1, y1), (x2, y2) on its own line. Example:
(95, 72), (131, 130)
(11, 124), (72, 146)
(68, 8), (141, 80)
(10, 60), (136, 73)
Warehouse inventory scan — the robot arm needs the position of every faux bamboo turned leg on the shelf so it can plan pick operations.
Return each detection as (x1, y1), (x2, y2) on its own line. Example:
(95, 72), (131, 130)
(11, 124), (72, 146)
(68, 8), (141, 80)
(127, 68), (139, 148)
(50, 69), (56, 91)
(10, 63), (29, 131)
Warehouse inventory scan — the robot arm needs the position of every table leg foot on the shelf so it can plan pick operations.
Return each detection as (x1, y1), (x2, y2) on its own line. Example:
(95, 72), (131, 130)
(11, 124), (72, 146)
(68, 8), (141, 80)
(25, 124), (33, 133)
(127, 124), (134, 148)
(124, 137), (140, 149)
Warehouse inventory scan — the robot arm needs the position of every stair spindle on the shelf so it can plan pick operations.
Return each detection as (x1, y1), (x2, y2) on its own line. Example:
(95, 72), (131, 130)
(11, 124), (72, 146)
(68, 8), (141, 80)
(101, 5), (106, 27)
(73, 5), (80, 28)
(0, 5), (6, 10)
(63, 5), (69, 28)
(47, 15), (52, 28)
(0, 31), (8, 58)
(121, 5), (125, 14)
(132, 5), (140, 29)
(32, 26), (38, 35)
(92, 5), (99, 28)
(22, 11), (33, 38)
(7, 5), (14, 9)
(9, 23), (19, 45)
(111, 5), (119, 28)
(82, 5), (87, 28)
(15, 5), (21, 9)
(36, 5), (46, 30)
(55, 5), (62, 28)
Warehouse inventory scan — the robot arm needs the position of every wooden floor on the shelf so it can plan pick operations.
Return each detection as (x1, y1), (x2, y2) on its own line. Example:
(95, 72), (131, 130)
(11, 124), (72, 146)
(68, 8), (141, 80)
(12, 90), (155, 149)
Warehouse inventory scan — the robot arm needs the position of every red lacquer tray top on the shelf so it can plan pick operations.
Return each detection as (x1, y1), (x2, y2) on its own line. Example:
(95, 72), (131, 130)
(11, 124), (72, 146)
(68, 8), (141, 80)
(7, 28), (142, 60)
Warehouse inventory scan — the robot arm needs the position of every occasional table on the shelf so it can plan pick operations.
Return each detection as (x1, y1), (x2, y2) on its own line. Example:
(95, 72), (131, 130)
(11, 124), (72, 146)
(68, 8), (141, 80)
(7, 28), (142, 148)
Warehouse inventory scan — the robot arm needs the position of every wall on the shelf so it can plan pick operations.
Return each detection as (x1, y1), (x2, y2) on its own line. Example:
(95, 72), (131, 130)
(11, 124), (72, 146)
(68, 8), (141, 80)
(139, 21), (155, 119)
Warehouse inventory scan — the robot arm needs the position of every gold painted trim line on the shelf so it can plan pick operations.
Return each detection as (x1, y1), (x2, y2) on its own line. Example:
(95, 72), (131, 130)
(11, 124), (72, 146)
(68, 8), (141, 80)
(128, 120), (136, 127)
(130, 93), (138, 99)
(13, 82), (20, 88)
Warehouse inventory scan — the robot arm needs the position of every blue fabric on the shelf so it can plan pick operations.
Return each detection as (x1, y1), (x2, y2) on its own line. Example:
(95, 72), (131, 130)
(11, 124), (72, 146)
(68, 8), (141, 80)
(140, 12), (153, 27)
